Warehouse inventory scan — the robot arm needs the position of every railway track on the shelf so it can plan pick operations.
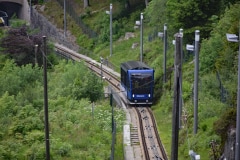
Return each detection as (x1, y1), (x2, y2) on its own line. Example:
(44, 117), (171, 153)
(135, 107), (168, 160)
(55, 43), (120, 90)
(54, 43), (168, 160)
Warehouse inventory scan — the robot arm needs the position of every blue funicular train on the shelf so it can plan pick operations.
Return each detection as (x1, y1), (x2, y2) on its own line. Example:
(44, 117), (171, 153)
(120, 61), (154, 105)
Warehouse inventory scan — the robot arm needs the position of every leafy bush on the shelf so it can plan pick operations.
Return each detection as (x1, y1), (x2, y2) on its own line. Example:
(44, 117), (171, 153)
(0, 61), (42, 97)
(0, 59), (124, 159)
(49, 60), (103, 102)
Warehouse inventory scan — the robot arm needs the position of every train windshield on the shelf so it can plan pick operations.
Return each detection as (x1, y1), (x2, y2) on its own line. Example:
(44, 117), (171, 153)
(131, 73), (153, 94)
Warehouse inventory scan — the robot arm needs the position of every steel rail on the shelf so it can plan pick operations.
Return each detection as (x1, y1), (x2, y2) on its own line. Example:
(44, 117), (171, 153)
(135, 107), (151, 160)
(54, 43), (120, 90)
(147, 108), (168, 160)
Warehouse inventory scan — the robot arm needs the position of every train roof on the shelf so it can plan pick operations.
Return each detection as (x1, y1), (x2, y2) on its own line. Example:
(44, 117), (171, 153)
(121, 61), (152, 71)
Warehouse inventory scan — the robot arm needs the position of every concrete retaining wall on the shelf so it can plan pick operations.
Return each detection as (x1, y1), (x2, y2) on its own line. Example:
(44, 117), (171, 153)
(19, 0), (30, 22)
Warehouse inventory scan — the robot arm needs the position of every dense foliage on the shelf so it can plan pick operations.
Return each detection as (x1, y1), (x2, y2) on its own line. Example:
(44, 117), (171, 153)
(144, 0), (239, 44)
(200, 3), (240, 106)
(0, 58), (124, 159)
(143, 0), (240, 159)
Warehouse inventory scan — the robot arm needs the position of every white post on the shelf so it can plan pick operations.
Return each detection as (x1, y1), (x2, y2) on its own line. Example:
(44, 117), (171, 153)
(140, 13), (143, 62)
(194, 30), (200, 134)
(110, 4), (113, 57)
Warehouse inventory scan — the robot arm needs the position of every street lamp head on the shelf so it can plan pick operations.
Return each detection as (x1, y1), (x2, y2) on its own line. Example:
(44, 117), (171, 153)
(135, 20), (140, 26)
(172, 40), (176, 45)
(141, 13), (143, 20)
(226, 33), (239, 42)
(158, 32), (164, 38)
(164, 23), (167, 31)
(186, 44), (194, 51)
(179, 28), (183, 37)
(110, 3), (112, 10)
(35, 44), (38, 50)
(195, 30), (200, 42)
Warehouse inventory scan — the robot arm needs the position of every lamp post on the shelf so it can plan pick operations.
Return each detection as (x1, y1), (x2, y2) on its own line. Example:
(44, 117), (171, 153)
(194, 30), (200, 134)
(158, 23), (168, 83)
(64, 0), (66, 38)
(186, 30), (200, 134)
(106, 4), (113, 57)
(163, 23), (167, 82)
(226, 24), (240, 159)
(179, 28), (183, 129)
(135, 13), (143, 62)
(34, 44), (38, 65)
(140, 13), (143, 62)
(100, 57), (103, 80)
(110, 4), (112, 57)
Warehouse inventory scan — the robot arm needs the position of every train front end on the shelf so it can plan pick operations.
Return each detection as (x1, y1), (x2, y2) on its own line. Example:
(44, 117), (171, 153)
(128, 69), (154, 104)
(120, 61), (155, 105)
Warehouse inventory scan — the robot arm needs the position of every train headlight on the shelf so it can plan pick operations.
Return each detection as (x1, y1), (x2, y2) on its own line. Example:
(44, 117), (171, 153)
(132, 94), (135, 98)
(148, 94), (151, 97)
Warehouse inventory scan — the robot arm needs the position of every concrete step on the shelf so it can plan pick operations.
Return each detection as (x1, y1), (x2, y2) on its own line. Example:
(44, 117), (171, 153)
(130, 126), (140, 145)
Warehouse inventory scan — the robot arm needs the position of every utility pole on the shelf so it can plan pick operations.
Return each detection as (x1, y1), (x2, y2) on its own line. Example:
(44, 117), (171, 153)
(171, 33), (182, 160)
(43, 36), (50, 160)
(237, 21), (240, 160)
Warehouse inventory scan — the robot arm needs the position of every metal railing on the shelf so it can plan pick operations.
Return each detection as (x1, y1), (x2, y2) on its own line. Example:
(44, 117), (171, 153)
(216, 71), (229, 104)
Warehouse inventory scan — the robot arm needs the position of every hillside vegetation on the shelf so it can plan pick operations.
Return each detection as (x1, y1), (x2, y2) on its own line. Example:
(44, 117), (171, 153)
(0, 0), (240, 159)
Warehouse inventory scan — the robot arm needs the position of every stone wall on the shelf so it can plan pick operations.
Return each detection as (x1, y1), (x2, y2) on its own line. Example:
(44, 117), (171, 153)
(30, 7), (79, 51)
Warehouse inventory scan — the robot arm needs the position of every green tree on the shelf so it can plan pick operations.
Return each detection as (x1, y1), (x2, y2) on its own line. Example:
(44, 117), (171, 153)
(144, 0), (167, 28)
(86, 72), (103, 102)
(200, 3), (240, 77)
(0, 60), (42, 96)
(49, 61), (103, 102)
(166, 0), (223, 43)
